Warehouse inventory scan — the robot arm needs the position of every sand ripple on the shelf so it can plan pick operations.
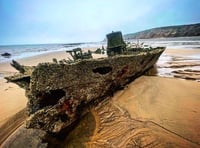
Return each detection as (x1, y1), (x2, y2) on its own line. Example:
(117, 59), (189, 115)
(87, 99), (199, 147)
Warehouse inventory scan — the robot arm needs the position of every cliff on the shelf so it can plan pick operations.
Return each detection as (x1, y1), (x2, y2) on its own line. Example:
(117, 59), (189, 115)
(124, 23), (200, 39)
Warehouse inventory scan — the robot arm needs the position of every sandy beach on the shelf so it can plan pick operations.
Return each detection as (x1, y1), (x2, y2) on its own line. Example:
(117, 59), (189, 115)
(0, 47), (200, 146)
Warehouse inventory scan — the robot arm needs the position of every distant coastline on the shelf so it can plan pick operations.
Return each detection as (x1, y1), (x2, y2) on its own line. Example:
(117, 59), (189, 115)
(124, 23), (200, 39)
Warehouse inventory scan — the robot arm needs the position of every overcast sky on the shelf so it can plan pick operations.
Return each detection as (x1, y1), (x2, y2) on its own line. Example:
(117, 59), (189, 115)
(0, 0), (200, 45)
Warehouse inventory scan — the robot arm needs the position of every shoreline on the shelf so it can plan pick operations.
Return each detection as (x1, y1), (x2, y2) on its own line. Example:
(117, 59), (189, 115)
(0, 47), (200, 75)
(0, 47), (102, 77)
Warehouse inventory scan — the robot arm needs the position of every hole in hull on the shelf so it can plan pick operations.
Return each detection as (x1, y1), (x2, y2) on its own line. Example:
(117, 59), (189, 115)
(37, 89), (66, 108)
(93, 66), (112, 75)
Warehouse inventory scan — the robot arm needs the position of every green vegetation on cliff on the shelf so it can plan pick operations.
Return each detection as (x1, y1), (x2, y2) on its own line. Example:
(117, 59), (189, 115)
(124, 23), (200, 39)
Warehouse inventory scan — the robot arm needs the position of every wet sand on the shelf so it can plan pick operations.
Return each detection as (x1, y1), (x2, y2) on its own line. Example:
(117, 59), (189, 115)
(0, 79), (27, 127)
(112, 76), (200, 146)
(156, 48), (200, 81)
(70, 77), (200, 147)
(87, 97), (199, 147)
(0, 48), (200, 147)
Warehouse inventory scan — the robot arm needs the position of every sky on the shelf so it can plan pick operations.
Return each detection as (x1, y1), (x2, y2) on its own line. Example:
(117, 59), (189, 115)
(0, 0), (200, 45)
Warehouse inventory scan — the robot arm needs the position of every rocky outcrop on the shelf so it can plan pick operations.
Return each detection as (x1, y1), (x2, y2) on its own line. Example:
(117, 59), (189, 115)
(1, 52), (11, 58)
(124, 23), (200, 39)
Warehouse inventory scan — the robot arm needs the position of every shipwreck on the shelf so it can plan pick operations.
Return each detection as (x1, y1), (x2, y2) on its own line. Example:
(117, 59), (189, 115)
(4, 31), (165, 147)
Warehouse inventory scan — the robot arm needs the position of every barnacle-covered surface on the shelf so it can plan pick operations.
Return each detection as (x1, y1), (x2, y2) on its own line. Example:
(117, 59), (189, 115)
(3, 48), (165, 147)
(24, 48), (164, 133)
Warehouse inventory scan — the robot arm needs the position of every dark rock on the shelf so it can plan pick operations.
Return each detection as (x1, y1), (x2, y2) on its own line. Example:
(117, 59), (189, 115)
(1, 52), (11, 58)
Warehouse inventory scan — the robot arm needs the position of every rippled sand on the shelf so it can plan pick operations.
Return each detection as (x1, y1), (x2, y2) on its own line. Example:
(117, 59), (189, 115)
(61, 76), (200, 147)
(156, 48), (200, 81)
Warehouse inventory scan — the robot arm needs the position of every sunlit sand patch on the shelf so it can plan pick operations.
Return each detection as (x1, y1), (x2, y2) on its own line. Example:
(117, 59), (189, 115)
(112, 76), (200, 145)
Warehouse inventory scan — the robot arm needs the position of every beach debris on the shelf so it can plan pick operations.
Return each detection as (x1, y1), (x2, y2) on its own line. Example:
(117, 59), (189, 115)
(5, 60), (34, 89)
(94, 46), (105, 54)
(106, 31), (126, 56)
(94, 48), (102, 54)
(66, 48), (92, 61)
(52, 58), (58, 63)
(1, 52), (11, 58)
(10, 60), (25, 73)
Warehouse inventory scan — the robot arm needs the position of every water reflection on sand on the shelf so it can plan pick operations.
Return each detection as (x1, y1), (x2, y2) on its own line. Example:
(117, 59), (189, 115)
(147, 48), (200, 82)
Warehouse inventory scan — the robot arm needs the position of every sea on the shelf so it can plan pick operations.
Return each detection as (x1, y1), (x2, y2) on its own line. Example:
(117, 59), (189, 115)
(0, 42), (103, 63)
(0, 36), (200, 64)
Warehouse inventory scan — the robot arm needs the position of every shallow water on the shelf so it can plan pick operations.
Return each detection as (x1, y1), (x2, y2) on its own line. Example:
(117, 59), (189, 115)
(146, 50), (200, 81)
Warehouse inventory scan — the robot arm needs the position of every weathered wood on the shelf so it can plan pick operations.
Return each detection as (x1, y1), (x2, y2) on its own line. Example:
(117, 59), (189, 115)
(10, 60), (25, 73)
